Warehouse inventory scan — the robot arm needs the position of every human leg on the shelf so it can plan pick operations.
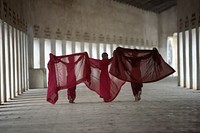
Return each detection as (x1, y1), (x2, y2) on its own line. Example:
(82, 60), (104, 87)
(131, 82), (143, 102)
(67, 86), (76, 103)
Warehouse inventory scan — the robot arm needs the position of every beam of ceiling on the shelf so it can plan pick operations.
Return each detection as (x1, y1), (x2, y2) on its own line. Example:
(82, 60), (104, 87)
(113, 0), (177, 13)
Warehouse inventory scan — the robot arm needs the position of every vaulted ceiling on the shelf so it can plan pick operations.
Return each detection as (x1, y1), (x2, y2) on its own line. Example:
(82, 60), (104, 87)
(113, 0), (177, 13)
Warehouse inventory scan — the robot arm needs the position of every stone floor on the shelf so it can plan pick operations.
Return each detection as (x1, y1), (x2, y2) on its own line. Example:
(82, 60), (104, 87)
(0, 77), (200, 133)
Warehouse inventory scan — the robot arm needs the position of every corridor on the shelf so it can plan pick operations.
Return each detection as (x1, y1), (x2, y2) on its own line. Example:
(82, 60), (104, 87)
(0, 77), (200, 133)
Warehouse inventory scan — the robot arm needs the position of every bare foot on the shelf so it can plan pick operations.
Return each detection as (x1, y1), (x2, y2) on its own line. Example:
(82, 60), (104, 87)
(134, 91), (142, 102)
(69, 97), (75, 103)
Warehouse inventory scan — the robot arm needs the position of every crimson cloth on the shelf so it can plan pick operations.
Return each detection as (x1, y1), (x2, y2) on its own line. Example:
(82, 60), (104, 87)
(84, 58), (125, 102)
(47, 52), (91, 104)
(47, 47), (175, 104)
(47, 52), (124, 104)
(110, 47), (175, 83)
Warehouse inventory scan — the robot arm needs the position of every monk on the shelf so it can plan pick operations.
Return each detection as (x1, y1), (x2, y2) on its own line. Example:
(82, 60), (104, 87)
(99, 52), (111, 101)
(130, 48), (143, 102)
(47, 52), (91, 104)
(85, 52), (125, 102)
(110, 47), (175, 102)
(67, 56), (76, 103)
(47, 47), (175, 104)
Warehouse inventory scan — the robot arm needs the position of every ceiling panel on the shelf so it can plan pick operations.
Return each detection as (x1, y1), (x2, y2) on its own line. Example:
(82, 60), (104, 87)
(113, 0), (177, 13)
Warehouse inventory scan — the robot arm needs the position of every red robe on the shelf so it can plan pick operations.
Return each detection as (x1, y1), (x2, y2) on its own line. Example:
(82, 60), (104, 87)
(47, 47), (175, 104)
(66, 56), (76, 102)
(110, 47), (175, 83)
(47, 53), (125, 104)
(47, 52), (91, 104)
(84, 58), (125, 102)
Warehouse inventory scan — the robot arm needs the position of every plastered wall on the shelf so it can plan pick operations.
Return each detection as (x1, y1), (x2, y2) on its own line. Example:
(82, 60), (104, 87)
(158, 6), (177, 60)
(22, 0), (159, 46)
(2, 0), (179, 88)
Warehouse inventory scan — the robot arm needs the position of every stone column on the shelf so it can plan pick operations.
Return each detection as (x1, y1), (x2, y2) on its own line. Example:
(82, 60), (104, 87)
(81, 41), (84, 52)
(3, 22), (11, 101)
(27, 26), (34, 68)
(191, 28), (197, 89)
(89, 43), (92, 57)
(62, 40), (66, 55)
(10, 26), (15, 98)
(18, 30), (22, 94)
(182, 31), (186, 87)
(20, 31), (25, 93)
(1, 21), (5, 103)
(23, 33), (28, 91)
(14, 28), (19, 96)
(72, 41), (75, 54)
(6, 24), (12, 100)
(177, 33), (181, 86)
(40, 38), (45, 68)
(97, 43), (100, 59)
(51, 39), (56, 55)
(197, 27), (200, 90)
(188, 28), (193, 89)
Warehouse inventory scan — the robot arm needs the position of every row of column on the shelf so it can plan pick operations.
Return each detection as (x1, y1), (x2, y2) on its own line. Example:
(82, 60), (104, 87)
(32, 38), (154, 69)
(178, 27), (200, 90)
(0, 20), (29, 104)
(31, 38), (154, 87)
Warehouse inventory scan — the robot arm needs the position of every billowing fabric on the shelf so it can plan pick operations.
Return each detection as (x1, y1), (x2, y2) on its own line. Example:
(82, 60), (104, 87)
(110, 47), (175, 83)
(47, 47), (175, 104)
(47, 52), (125, 104)
(47, 52), (91, 104)
(85, 58), (125, 102)
(84, 58), (125, 102)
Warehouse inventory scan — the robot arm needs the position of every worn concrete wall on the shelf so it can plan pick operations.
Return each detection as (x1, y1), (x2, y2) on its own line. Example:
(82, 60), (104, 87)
(176, 0), (200, 90)
(158, 6), (177, 61)
(5, 0), (23, 14)
(0, 0), (26, 31)
(29, 68), (47, 88)
(2, 0), (160, 89)
(177, 0), (200, 22)
(177, 0), (200, 31)
(22, 0), (158, 46)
